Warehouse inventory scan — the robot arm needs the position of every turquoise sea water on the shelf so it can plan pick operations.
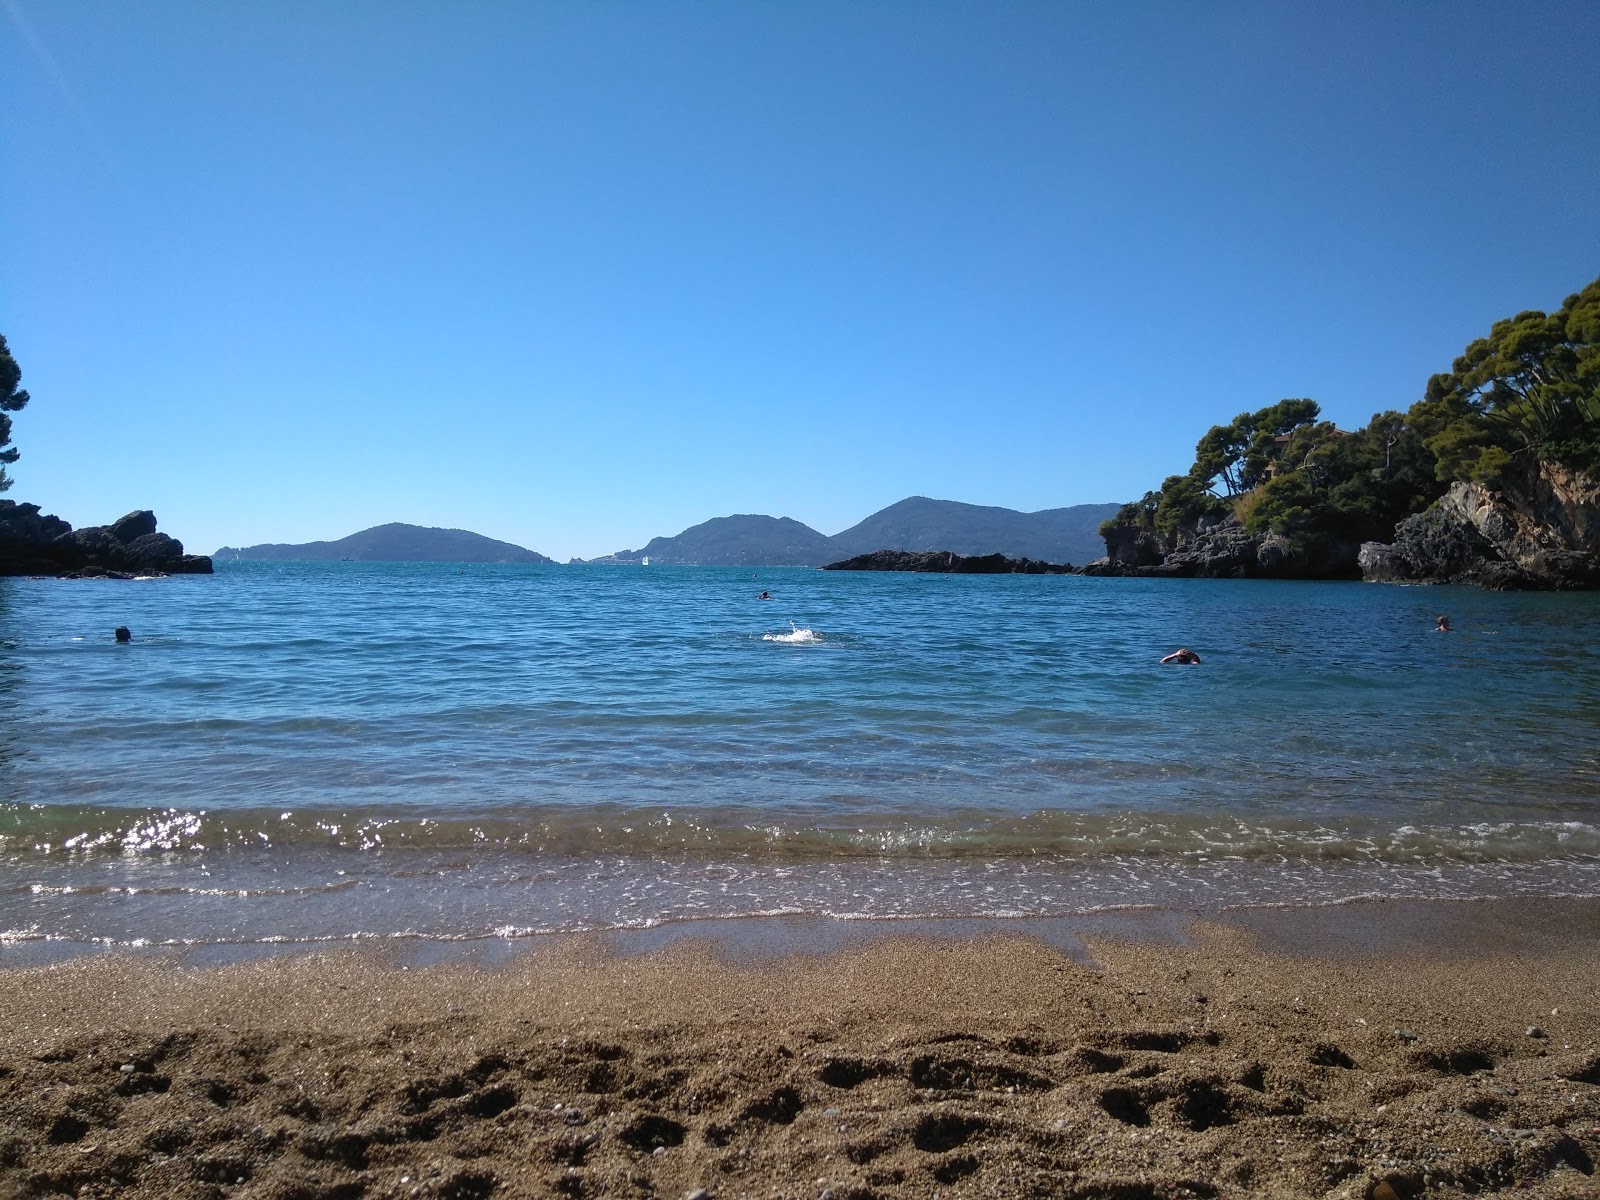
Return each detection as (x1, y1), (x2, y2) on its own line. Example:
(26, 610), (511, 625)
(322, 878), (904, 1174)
(2, 561), (1598, 950)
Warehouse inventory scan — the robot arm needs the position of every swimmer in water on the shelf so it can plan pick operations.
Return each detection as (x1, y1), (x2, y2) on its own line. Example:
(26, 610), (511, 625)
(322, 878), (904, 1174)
(114, 626), (132, 643)
(757, 590), (772, 600)
(1435, 615), (1451, 632)
(1160, 647), (1201, 665)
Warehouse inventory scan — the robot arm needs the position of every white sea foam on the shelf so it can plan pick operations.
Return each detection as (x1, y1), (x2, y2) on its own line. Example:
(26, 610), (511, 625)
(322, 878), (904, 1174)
(762, 622), (820, 645)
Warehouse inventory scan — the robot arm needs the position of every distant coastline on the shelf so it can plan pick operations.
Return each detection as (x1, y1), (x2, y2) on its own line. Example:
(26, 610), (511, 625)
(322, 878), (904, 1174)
(214, 497), (1121, 568)
(576, 496), (1119, 568)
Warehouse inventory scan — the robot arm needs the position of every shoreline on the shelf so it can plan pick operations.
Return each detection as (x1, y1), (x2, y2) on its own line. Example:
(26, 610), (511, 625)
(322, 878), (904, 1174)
(7, 893), (1600, 970)
(3, 897), (1598, 1198)
(10, 843), (1600, 961)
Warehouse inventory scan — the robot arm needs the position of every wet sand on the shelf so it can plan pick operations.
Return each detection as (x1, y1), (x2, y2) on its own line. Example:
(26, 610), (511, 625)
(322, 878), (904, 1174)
(2, 899), (1598, 1199)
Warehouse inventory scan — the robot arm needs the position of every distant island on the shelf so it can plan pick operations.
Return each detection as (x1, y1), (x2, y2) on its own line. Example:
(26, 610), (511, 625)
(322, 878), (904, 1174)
(578, 497), (1119, 567)
(216, 523), (552, 564)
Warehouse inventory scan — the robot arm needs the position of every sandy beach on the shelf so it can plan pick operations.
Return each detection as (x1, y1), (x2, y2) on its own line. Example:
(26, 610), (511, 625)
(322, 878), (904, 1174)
(2, 899), (1598, 1200)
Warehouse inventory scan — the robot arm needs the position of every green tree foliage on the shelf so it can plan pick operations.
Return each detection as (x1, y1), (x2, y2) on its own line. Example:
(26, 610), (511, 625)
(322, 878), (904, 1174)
(1106, 275), (1600, 555)
(0, 334), (30, 494)
(1411, 277), (1600, 481)
(1191, 398), (1322, 496)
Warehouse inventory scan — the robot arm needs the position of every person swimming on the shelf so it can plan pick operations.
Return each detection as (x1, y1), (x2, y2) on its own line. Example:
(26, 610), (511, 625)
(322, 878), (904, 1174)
(114, 626), (132, 643)
(1160, 647), (1201, 664)
(757, 590), (772, 600)
(1435, 615), (1451, 632)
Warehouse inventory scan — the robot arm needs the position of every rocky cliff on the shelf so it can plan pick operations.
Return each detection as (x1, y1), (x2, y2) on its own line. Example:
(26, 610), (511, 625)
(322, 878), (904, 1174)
(1080, 516), (1362, 580)
(0, 503), (213, 577)
(1358, 462), (1600, 589)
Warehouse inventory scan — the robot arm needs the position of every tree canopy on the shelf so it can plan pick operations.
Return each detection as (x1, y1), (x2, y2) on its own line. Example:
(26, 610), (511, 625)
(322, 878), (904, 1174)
(1410, 276), (1600, 482)
(0, 334), (30, 494)
(1103, 275), (1600, 551)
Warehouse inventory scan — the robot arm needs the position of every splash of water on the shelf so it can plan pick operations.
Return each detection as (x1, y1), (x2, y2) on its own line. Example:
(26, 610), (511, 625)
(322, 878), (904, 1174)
(762, 621), (820, 645)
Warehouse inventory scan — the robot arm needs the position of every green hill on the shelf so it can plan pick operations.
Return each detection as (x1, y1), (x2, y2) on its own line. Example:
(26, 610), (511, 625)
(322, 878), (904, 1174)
(588, 515), (838, 566)
(216, 523), (551, 563)
(828, 497), (1119, 564)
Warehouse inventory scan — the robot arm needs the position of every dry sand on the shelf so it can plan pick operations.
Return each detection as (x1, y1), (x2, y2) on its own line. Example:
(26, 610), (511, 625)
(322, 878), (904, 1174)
(2, 899), (1598, 1200)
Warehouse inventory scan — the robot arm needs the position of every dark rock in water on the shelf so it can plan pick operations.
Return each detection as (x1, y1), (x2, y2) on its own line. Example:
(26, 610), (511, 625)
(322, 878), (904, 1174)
(109, 510), (159, 542)
(0, 502), (212, 577)
(1358, 465), (1600, 590)
(0, 501), (75, 575)
(822, 549), (1074, 574)
(1079, 515), (1360, 580)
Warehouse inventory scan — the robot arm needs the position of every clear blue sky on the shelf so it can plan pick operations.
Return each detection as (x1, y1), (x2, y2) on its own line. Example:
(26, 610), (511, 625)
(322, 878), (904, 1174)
(3, 1), (1597, 561)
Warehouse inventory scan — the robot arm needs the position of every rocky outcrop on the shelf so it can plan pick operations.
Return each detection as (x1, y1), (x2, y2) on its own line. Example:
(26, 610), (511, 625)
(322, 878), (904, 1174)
(822, 549), (1074, 574)
(0, 502), (213, 577)
(1080, 515), (1361, 580)
(1359, 463), (1600, 589)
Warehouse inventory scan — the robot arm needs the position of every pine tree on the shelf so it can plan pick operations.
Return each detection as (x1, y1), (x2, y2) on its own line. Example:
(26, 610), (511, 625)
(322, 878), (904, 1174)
(0, 334), (31, 494)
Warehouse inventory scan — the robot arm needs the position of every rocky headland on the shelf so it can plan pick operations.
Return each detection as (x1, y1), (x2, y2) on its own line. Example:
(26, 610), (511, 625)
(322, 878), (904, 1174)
(1083, 459), (1599, 590)
(0, 502), (213, 578)
(823, 549), (1074, 574)
(1084, 277), (1599, 590)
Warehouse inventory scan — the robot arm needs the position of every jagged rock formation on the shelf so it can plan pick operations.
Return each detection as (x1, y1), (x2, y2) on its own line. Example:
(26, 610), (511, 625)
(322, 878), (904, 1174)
(1080, 516), (1361, 580)
(0, 503), (213, 577)
(1359, 463), (1600, 589)
(822, 549), (1074, 574)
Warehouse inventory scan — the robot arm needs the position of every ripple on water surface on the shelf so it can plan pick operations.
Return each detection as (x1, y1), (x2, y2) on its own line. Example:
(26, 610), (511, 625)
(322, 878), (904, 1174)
(0, 562), (1597, 944)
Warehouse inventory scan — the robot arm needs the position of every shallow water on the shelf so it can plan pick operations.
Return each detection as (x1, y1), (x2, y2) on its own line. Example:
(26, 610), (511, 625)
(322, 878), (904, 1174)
(2, 562), (1597, 950)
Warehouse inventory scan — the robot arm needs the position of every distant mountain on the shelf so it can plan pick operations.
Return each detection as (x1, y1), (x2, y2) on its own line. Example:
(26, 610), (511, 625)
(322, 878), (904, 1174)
(829, 497), (1119, 565)
(584, 497), (1123, 567)
(585, 515), (838, 567)
(215, 523), (552, 563)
